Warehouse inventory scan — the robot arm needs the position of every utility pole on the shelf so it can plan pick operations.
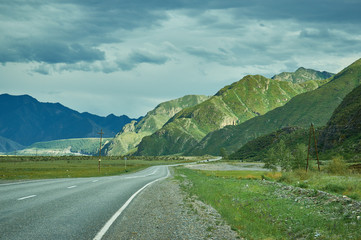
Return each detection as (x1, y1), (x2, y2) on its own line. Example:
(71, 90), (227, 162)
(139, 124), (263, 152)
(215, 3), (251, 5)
(98, 129), (104, 172)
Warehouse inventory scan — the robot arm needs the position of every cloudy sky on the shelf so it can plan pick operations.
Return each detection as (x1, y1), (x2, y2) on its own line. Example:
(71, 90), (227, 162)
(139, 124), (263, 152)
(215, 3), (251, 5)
(1, 0), (360, 118)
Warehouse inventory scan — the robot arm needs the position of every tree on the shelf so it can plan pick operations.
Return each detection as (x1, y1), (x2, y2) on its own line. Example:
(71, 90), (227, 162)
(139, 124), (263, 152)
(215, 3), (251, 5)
(220, 147), (228, 159)
(276, 139), (293, 171)
(292, 143), (307, 170)
(264, 147), (278, 171)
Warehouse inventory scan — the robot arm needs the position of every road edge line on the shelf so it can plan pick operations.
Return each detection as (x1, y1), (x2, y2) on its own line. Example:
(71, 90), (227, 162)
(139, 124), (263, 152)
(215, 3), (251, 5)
(93, 166), (170, 240)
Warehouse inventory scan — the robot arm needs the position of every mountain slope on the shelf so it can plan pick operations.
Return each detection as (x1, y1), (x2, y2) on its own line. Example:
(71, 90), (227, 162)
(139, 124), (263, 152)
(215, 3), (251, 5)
(190, 58), (361, 156)
(0, 94), (138, 146)
(228, 126), (305, 161)
(272, 67), (334, 83)
(103, 95), (210, 156)
(230, 83), (361, 161)
(318, 83), (361, 154)
(0, 136), (24, 153)
(136, 75), (327, 156)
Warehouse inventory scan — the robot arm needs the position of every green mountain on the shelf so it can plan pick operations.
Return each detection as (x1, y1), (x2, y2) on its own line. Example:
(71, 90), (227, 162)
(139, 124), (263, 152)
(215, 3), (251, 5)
(228, 126), (306, 161)
(136, 75), (328, 156)
(230, 82), (361, 162)
(16, 138), (111, 156)
(272, 67), (334, 83)
(190, 58), (361, 156)
(103, 95), (209, 156)
(318, 83), (361, 157)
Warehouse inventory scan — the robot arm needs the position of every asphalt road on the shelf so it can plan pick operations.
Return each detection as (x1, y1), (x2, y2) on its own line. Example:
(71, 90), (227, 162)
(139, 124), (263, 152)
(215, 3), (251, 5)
(0, 165), (169, 240)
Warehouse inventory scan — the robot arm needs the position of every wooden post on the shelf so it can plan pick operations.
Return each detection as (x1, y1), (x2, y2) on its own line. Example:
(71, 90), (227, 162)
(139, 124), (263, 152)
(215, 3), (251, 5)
(98, 129), (104, 172)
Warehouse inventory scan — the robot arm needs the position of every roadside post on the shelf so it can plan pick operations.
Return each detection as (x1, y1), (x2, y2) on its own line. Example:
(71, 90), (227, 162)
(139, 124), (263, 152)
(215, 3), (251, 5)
(124, 157), (127, 172)
(98, 129), (104, 172)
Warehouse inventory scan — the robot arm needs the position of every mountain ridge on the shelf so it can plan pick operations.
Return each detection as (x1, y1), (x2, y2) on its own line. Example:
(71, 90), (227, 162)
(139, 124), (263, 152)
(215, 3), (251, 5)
(0, 93), (139, 147)
(189, 58), (361, 156)
(135, 73), (329, 156)
(272, 67), (334, 83)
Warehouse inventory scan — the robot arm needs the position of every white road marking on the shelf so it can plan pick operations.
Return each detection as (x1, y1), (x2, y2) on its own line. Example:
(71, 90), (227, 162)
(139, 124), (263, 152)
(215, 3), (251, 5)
(123, 176), (140, 179)
(146, 170), (157, 176)
(124, 169), (158, 179)
(67, 185), (77, 189)
(93, 167), (170, 240)
(17, 195), (37, 201)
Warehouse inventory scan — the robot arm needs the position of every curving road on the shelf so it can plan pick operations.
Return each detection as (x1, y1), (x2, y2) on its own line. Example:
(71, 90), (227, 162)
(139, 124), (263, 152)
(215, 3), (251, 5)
(0, 166), (169, 240)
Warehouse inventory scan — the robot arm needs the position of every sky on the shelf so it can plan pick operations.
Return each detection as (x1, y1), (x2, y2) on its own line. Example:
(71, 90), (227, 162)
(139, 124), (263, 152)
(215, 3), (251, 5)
(1, 0), (361, 118)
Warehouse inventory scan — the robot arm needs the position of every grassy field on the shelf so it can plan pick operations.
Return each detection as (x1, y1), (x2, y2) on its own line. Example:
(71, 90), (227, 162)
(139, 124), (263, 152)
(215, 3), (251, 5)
(175, 167), (361, 240)
(0, 155), (195, 180)
(201, 170), (282, 180)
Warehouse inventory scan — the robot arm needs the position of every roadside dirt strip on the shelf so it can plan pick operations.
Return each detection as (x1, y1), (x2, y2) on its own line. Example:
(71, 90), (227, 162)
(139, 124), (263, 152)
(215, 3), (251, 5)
(103, 171), (240, 240)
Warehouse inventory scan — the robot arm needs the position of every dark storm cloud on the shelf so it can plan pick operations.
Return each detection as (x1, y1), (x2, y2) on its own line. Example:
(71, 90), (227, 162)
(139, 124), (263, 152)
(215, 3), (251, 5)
(0, 0), (168, 64)
(1, 0), (360, 65)
(0, 41), (104, 64)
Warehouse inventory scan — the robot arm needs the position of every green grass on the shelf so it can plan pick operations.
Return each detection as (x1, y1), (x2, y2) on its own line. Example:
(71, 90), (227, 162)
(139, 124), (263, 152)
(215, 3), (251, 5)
(279, 170), (361, 200)
(175, 167), (361, 240)
(201, 170), (282, 180)
(0, 156), (194, 180)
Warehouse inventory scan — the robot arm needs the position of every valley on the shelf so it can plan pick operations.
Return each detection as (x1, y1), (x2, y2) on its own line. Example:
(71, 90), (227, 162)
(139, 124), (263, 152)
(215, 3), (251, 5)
(1, 59), (360, 240)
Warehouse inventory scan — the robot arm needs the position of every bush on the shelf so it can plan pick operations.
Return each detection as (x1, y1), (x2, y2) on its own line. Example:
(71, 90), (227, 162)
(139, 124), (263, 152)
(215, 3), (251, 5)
(293, 168), (313, 180)
(278, 172), (296, 184)
(326, 156), (348, 175)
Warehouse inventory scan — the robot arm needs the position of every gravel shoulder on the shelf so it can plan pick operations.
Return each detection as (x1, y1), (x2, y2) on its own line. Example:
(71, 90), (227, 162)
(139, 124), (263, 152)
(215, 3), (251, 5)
(104, 168), (240, 240)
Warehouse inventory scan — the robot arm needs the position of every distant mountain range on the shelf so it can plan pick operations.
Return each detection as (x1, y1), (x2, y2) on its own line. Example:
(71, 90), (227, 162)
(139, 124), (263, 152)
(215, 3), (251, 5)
(135, 70), (332, 156)
(3, 63), (353, 158)
(0, 94), (140, 152)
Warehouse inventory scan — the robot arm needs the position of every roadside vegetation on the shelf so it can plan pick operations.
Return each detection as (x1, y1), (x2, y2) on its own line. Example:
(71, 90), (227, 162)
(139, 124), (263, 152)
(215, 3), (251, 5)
(174, 166), (361, 239)
(0, 155), (196, 180)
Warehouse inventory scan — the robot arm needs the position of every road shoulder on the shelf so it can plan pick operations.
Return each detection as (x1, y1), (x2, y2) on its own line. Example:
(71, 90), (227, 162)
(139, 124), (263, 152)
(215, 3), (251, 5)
(105, 170), (240, 240)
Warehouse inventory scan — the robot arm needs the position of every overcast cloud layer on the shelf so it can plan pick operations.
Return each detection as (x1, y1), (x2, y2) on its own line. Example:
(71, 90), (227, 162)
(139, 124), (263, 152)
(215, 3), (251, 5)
(1, 0), (361, 117)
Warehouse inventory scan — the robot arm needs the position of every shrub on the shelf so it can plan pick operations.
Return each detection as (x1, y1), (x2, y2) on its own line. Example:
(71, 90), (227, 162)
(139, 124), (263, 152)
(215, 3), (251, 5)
(326, 156), (348, 175)
(293, 168), (313, 180)
(278, 172), (296, 184)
